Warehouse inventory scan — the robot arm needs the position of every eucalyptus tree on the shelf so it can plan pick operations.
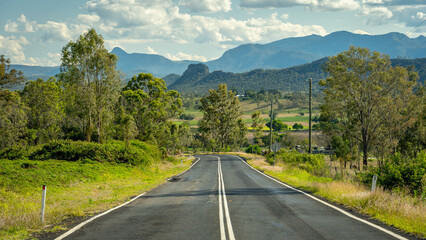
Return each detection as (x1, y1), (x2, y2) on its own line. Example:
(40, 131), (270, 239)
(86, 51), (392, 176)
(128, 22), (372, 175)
(251, 111), (264, 145)
(0, 55), (25, 88)
(120, 73), (182, 145)
(0, 90), (27, 149)
(22, 78), (64, 144)
(199, 84), (247, 150)
(320, 46), (420, 168)
(59, 28), (121, 143)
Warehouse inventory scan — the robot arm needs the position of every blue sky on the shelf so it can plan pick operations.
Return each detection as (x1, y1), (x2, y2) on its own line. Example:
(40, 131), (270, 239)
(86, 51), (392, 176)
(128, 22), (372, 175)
(0, 0), (425, 66)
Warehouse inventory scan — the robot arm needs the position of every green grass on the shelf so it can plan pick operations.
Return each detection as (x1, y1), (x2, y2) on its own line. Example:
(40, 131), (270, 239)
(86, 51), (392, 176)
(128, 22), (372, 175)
(0, 141), (193, 240)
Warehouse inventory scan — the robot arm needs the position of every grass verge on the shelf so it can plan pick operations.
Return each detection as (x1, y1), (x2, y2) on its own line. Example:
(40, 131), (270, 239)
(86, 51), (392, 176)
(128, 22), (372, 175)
(236, 152), (426, 238)
(0, 155), (194, 240)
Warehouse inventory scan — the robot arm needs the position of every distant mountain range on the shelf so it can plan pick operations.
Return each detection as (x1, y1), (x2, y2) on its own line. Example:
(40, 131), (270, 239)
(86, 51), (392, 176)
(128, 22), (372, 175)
(168, 57), (426, 94)
(11, 31), (426, 83)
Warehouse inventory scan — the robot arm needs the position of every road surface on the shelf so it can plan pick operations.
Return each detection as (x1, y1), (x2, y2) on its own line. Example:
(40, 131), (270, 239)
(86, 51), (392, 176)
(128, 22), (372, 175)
(58, 155), (410, 240)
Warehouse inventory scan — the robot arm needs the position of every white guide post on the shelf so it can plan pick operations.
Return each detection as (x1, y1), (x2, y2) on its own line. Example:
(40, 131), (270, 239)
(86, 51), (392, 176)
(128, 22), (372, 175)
(371, 175), (377, 192)
(41, 185), (47, 223)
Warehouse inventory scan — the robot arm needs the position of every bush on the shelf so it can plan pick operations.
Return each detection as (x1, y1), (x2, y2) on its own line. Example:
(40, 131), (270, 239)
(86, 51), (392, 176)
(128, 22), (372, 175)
(26, 140), (162, 166)
(246, 144), (261, 154)
(362, 152), (426, 196)
(0, 145), (28, 160)
(268, 149), (327, 176)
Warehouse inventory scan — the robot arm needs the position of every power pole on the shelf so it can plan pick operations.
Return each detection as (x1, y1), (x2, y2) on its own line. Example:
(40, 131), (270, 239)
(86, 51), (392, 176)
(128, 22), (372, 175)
(308, 78), (312, 154)
(269, 98), (273, 152)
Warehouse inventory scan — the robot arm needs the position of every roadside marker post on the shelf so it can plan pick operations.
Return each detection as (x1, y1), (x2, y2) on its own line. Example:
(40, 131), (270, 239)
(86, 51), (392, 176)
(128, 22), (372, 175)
(371, 175), (377, 192)
(41, 185), (46, 223)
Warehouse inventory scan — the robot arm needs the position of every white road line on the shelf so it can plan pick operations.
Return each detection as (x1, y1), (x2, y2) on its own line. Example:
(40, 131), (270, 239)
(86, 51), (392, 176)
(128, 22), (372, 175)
(218, 157), (226, 240)
(235, 156), (408, 240)
(218, 157), (236, 240)
(55, 157), (201, 240)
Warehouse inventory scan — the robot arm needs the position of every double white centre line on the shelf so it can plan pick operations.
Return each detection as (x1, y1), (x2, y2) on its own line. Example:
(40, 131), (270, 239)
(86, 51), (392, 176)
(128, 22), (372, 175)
(217, 157), (236, 240)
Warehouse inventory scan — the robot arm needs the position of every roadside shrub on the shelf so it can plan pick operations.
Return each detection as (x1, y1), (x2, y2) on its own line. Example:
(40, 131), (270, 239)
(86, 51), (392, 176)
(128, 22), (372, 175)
(362, 151), (426, 197)
(0, 145), (28, 160)
(28, 140), (162, 166)
(246, 144), (261, 154)
(268, 149), (327, 176)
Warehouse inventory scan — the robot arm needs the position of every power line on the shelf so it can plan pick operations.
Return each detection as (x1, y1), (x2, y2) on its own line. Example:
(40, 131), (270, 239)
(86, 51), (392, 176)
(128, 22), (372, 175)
(406, 19), (426, 36)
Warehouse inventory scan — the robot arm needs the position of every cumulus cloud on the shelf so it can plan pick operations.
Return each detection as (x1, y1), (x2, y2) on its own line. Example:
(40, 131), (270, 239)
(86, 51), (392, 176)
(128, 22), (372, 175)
(77, 14), (101, 24)
(4, 14), (36, 33)
(390, 6), (426, 35)
(281, 13), (289, 20)
(179, 0), (232, 13)
(240, 0), (359, 11)
(145, 46), (159, 54)
(83, 0), (326, 45)
(85, 0), (170, 27)
(4, 21), (19, 32)
(353, 29), (370, 34)
(165, 52), (208, 61)
(0, 35), (29, 62)
(308, 0), (360, 11)
(362, 0), (383, 4)
(359, 6), (393, 25)
(38, 21), (72, 42)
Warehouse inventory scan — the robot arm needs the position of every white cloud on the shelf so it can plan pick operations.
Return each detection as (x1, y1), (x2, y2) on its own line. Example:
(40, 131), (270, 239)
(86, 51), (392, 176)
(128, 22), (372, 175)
(165, 52), (208, 61)
(38, 21), (72, 42)
(354, 29), (370, 34)
(4, 21), (19, 32)
(179, 0), (232, 13)
(145, 46), (158, 54)
(83, 1), (327, 46)
(308, 0), (360, 11)
(4, 14), (36, 33)
(77, 14), (101, 24)
(359, 6), (393, 25)
(281, 13), (289, 20)
(362, 0), (383, 4)
(0, 35), (29, 63)
(85, 0), (170, 27)
(240, 0), (360, 11)
(416, 11), (426, 20)
(18, 14), (36, 32)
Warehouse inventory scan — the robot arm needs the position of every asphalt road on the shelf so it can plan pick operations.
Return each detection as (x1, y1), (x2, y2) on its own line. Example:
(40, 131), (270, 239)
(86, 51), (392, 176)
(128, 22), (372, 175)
(58, 155), (410, 240)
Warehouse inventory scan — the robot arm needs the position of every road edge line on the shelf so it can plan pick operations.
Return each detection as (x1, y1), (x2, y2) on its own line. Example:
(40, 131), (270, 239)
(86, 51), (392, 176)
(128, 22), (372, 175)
(235, 156), (408, 240)
(218, 157), (236, 240)
(54, 191), (147, 240)
(55, 157), (201, 240)
(218, 157), (226, 240)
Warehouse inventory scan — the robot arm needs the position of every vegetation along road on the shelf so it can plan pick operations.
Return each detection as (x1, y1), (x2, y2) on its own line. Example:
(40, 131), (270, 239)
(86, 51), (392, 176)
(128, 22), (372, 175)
(56, 155), (411, 240)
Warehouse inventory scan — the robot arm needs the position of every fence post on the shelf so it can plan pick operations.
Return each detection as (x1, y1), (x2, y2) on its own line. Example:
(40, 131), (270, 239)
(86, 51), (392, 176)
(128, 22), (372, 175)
(371, 175), (377, 192)
(41, 185), (46, 223)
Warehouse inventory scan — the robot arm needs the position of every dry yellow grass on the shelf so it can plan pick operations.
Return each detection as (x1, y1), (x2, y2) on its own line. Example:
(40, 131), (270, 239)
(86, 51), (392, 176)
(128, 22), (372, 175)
(242, 153), (426, 238)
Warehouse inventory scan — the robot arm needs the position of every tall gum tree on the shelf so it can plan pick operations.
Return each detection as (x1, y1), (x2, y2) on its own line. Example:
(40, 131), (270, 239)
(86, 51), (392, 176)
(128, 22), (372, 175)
(60, 29), (121, 143)
(199, 84), (247, 150)
(320, 46), (420, 168)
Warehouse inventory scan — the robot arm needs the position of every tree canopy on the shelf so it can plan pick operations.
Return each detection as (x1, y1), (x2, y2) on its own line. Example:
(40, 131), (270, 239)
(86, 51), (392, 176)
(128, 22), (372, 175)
(320, 46), (420, 167)
(59, 28), (121, 143)
(0, 55), (25, 88)
(120, 73), (183, 146)
(199, 84), (247, 151)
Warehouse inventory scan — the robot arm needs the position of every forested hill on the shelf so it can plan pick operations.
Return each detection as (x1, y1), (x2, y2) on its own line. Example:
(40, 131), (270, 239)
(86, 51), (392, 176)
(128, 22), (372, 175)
(168, 57), (426, 94)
